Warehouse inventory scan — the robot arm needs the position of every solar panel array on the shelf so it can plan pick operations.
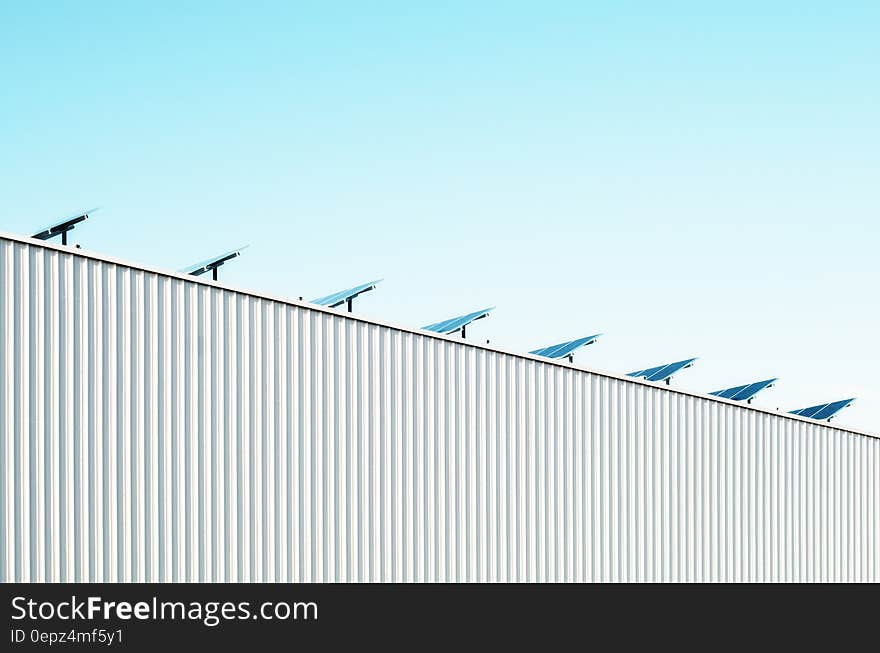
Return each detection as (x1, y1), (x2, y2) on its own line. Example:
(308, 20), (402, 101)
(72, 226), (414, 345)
(530, 334), (601, 360)
(710, 378), (777, 402)
(423, 307), (494, 335)
(790, 399), (855, 421)
(628, 358), (697, 383)
(312, 279), (382, 308)
(13, 215), (863, 425)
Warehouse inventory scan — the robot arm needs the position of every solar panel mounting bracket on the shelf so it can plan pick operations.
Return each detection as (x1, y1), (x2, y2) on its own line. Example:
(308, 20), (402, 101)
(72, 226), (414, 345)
(182, 246), (248, 281)
(311, 280), (382, 313)
(422, 307), (493, 338)
(32, 209), (96, 246)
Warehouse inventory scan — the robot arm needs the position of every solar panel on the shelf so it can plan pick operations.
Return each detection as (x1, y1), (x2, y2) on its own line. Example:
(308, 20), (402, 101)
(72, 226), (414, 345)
(422, 307), (493, 338)
(312, 279), (382, 312)
(709, 378), (777, 402)
(32, 208), (97, 245)
(790, 398), (855, 422)
(181, 246), (248, 280)
(628, 357), (697, 383)
(530, 334), (602, 361)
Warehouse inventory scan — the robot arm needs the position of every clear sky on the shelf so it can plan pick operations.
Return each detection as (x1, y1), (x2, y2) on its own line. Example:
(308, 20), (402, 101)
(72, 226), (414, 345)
(2, 2), (878, 431)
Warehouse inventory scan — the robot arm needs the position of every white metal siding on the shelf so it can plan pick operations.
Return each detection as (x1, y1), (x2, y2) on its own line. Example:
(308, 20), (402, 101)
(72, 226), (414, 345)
(1, 235), (878, 582)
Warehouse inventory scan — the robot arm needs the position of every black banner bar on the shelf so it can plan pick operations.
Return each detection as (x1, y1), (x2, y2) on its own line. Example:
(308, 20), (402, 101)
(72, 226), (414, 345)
(2, 583), (876, 650)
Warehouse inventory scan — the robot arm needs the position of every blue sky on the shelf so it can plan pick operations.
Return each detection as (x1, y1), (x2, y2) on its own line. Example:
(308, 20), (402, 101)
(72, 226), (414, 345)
(2, 2), (878, 431)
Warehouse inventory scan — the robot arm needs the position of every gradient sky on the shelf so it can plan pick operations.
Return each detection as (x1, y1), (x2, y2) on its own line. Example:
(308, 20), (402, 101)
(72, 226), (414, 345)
(2, 2), (878, 431)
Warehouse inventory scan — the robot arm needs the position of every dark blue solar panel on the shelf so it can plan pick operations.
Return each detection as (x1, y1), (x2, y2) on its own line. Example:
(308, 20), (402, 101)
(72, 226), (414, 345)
(732, 379), (776, 401)
(710, 384), (746, 399)
(796, 404), (826, 418)
(312, 279), (382, 308)
(791, 398), (854, 421)
(423, 307), (494, 334)
(789, 406), (817, 418)
(710, 378), (776, 402)
(628, 363), (668, 380)
(530, 334), (601, 359)
(628, 358), (697, 382)
(812, 399), (855, 420)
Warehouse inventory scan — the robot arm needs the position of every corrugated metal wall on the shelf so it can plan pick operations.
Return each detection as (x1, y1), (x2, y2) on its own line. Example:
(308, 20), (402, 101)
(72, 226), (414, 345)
(1, 234), (878, 582)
